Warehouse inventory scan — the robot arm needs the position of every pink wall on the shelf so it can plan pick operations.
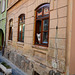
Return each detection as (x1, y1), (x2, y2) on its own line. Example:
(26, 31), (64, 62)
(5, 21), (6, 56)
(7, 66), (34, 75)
(70, 0), (75, 74)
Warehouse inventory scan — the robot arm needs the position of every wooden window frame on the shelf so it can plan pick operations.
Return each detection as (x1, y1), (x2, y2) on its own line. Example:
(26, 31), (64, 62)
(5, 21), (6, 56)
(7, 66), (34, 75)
(34, 4), (50, 47)
(18, 14), (25, 42)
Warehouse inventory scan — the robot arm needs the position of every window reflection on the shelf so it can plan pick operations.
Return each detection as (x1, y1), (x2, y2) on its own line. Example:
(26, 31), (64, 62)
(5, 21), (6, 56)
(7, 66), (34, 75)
(37, 9), (42, 17)
(42, 32), (48, 44)
(43, 19), (48, 31)
(44, 7), (49, 15)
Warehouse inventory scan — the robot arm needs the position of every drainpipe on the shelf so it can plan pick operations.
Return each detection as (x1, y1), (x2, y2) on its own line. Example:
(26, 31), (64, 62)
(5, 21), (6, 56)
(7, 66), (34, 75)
(2, 0), (8, 56)
(5, 0), (8, 47)
(54, 0), (58, 70)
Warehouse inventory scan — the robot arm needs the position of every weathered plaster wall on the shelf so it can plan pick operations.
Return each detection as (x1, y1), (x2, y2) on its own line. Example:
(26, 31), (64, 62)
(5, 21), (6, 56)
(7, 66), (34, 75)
(5, 0), (68, 75)
(0, 0), (7, 42)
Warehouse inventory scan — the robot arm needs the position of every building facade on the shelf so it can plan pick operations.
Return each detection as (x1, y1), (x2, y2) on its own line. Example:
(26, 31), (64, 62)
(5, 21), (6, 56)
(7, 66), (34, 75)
(5, 0), (74, 75)
(0, 0), (7, 50)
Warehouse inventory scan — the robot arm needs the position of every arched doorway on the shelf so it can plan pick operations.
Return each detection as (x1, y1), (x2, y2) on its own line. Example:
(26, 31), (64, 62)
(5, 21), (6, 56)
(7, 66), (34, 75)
(0, 29), (4, 51)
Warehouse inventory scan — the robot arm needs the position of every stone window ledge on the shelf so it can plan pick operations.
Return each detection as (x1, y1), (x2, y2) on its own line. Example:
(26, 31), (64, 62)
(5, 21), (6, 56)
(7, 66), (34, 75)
(17, 42), (24, 46)
(8, 40), (12, 42)
(32, 45), (48, 51)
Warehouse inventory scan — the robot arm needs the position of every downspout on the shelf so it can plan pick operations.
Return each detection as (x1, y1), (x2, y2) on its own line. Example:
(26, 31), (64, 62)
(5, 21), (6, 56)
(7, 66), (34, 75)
(54, 0), (58, 70)
(3, 0), (8, 55)
(5, 0), (7, 47)
(55, 0), (58, 64)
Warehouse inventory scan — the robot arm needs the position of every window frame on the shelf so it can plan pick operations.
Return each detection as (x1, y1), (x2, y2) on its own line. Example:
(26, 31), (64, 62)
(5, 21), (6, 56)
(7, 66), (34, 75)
(34, 4), (50, 47)
(18, 14), (25, 42)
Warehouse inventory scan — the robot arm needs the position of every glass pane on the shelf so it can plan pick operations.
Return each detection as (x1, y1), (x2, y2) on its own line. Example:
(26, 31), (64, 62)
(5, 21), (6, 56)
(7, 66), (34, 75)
(44, 7), (49, 15)
(39, 24), (41, 32)
(19, 25), (21, 32)
(23, 16), (25, 22)
(10, 21), (13, 27)
(12, 27), (13, 40)
(42, 32), (48, 44)
(23, 24), (25, 33)
(37, 9), (42, 17)
(19, 32), (21, 40)
(9, 27), (12, 40)
(43, 19), (49, 31)
(36, 20), (41, 33)
(20, 17), (22, 23)
(22, 32), (24, 41)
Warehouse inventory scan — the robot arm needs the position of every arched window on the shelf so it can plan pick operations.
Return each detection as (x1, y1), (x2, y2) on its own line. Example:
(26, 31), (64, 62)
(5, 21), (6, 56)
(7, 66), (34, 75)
(35, 4), (50, 46)
(9, 19), (13, 40)
(18, 14), (25, 42)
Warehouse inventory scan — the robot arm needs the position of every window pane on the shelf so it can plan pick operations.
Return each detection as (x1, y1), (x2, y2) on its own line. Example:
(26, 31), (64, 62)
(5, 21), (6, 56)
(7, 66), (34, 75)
(23, 24), (25, 33)
(42, 32), (48, 44)
(43, 19), (48, 31)
(9, 27), (12, 40)
(44, 7), (49, 15)
(36, 20), (41, 33)
(23, 16), (25, 22)
(10, 21), (13, 27)
(37, 9), (42, 17)
(12, 27), (13, 40)
(9, 19), (13, 40)
(19, 32), (21, 40)
(19, 25), (22, 32)
(22, 32), (24, 41)
(20, 17), (22, 24)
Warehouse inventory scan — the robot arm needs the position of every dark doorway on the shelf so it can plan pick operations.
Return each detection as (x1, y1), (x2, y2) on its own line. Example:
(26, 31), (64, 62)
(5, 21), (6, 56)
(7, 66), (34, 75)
(0, 29), (4, 51)
(34, 71), (40, 75)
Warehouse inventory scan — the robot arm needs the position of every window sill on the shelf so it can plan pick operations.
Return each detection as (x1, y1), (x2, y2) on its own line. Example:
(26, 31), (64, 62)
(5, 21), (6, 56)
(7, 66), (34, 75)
(32, 45), (48, 51)
(8, 40), (12, 42)
(17, 42), (24, 45)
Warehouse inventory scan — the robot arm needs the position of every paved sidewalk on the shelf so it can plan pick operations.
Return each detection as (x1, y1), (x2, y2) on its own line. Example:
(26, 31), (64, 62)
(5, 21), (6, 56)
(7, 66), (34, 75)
(0, 51), (27, 75)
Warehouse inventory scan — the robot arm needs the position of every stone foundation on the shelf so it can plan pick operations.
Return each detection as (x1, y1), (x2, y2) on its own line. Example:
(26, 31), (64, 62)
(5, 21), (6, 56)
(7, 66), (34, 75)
(4, 47), (65, 75)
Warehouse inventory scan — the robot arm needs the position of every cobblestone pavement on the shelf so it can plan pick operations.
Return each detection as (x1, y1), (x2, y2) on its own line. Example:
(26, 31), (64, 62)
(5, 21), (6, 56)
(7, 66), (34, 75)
(0, 51), (27, 75)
